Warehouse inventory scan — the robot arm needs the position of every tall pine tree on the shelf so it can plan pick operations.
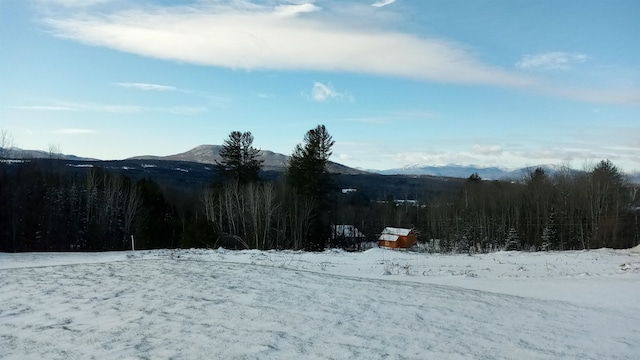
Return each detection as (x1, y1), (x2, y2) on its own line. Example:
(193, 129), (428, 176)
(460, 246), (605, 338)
(288, 125), (334, 197)
(541, 209), (559, 251)
(505, 226), (521, 251)
(216, 131), (263, 184)
(287, 125), (335, 250)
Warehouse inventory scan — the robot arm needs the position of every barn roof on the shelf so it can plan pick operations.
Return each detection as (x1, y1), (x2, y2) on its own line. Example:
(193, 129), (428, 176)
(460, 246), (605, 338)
(380, 227), (412, 236)
(378, 227), (414, 242)
(379, 234), (400, 242)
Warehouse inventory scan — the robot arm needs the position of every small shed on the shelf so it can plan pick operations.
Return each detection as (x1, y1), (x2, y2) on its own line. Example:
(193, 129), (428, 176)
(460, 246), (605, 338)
(378, 227), (417, 249)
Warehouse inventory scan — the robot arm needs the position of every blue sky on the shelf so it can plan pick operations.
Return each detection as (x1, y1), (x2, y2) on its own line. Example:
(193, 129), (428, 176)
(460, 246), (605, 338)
(1, 0), (639, 172)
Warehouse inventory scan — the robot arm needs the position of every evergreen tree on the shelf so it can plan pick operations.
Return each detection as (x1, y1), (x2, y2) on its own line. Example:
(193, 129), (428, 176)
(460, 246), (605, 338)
(587, 159), (626, 248)
(504, 226), (521, 251)
(468, 172), (482, 182)
(541, 209), (559, 251)
(287, 125), (334, 198)
(287, 125), (335, 250)
(528, 167), (552, 249)
(216, 131), (262, 184)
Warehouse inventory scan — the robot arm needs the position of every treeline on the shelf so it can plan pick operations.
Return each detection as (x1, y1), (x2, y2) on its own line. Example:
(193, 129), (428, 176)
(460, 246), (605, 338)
(0, 125), (339, 252)
(422, 162), (639, 252)
(0, 162), (185, 252)
(1, 126), (638, 253)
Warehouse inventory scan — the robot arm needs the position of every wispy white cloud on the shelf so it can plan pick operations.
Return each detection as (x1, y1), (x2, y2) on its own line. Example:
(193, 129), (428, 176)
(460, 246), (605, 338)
(52, 128), (98, 135)
(274, 4), (320, 17)
(388, 142), (640, 171)
(543, 85), (640, 104)
(393, 151), (478, 168)
(333, 133), (640, 172)
(254, 92), (275, 99)
(372, 0), (396, 8)
(114, 82), (231, 106)
(343, 117), (387, 124)
(36, 0), (113, 7)
(311, 82), (353, 102)
(516, 52), (589, 71)
(8, 101), (207, 115)
(160, 106), (207, 115)
(342, 110), (435, 124)
(115, 82), (179, 91)
(42, 1), (534, 88)
(393, 110), (437, 120)
(471, 144), (504, 156)
(55, 102), (141, 113)
(7, 105), (78, 111)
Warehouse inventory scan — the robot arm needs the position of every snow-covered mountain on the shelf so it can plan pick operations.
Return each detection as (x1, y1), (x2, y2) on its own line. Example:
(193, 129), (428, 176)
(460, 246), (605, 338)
(379, 164), (580, 180)
(129, 145), (289, 171)
(129, 145), (367, 175)
(379, 165), (509, 179)
(380, 163), (640, 183)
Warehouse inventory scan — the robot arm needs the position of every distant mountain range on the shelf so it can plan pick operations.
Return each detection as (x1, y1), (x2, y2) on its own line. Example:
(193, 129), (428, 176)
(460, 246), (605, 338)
(3, 145), (639, 182)
(377, 164), (572, 180)
(3, 147), (97, 162)
(381, 164), (640, 183)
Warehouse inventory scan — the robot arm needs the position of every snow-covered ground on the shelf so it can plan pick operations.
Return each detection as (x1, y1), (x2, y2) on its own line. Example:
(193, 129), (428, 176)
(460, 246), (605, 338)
(1, 247), (639, 359)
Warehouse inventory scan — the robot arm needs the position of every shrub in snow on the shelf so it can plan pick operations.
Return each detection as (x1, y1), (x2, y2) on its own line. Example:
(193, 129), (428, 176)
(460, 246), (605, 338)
(381, 261), (393, 275)
(541, 210), (560, 251)
(504, 227), (521, 251)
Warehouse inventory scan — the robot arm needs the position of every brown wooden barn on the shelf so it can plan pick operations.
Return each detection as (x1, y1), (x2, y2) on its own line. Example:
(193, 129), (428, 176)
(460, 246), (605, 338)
(378, 227), (417, 249)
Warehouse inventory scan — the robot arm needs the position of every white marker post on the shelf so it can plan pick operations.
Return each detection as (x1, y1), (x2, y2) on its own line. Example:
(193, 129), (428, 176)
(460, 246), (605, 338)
(131, 235), (135, 253)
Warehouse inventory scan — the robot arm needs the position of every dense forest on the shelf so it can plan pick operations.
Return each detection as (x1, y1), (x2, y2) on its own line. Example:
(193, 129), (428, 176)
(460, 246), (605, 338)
(1, 126), (638, 253)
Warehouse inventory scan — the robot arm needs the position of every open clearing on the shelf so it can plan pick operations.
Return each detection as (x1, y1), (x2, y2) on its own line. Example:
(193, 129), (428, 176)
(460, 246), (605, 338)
(1, 248), (639, 359)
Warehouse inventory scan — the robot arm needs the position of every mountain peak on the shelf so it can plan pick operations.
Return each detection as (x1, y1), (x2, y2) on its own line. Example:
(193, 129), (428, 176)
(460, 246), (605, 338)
(128, 145), (366, 174)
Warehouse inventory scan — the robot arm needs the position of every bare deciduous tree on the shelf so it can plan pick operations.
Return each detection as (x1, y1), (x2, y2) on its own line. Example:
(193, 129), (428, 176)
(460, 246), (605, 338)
(123, 182), (142, 246)
(0, 130), (14, 159)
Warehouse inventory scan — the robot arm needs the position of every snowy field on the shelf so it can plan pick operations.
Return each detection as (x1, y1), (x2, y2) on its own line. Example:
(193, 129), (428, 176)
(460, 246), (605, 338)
(1, 247), (639, 359)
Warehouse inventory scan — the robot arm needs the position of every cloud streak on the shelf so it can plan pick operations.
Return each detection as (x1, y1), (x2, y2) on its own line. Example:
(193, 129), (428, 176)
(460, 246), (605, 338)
(516, 52), (589, 71)
(115, 82), (179, 91)
(36, 0), (113, 7)
(8, 105), (78, 111)
(52, 128), (98, 135)
(274, 4), (320, 17)
(114, 82), (231, 106)
(372, 0), (396, 8)
(8, 101), (207, 115)
(471, 144), (504, 156)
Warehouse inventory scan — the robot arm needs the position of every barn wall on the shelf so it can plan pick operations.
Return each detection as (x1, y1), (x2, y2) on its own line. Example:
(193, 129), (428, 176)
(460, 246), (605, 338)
(378, 230), (417, 249)
(397, 234), (417, 248)
(379, 240), (399, 248)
